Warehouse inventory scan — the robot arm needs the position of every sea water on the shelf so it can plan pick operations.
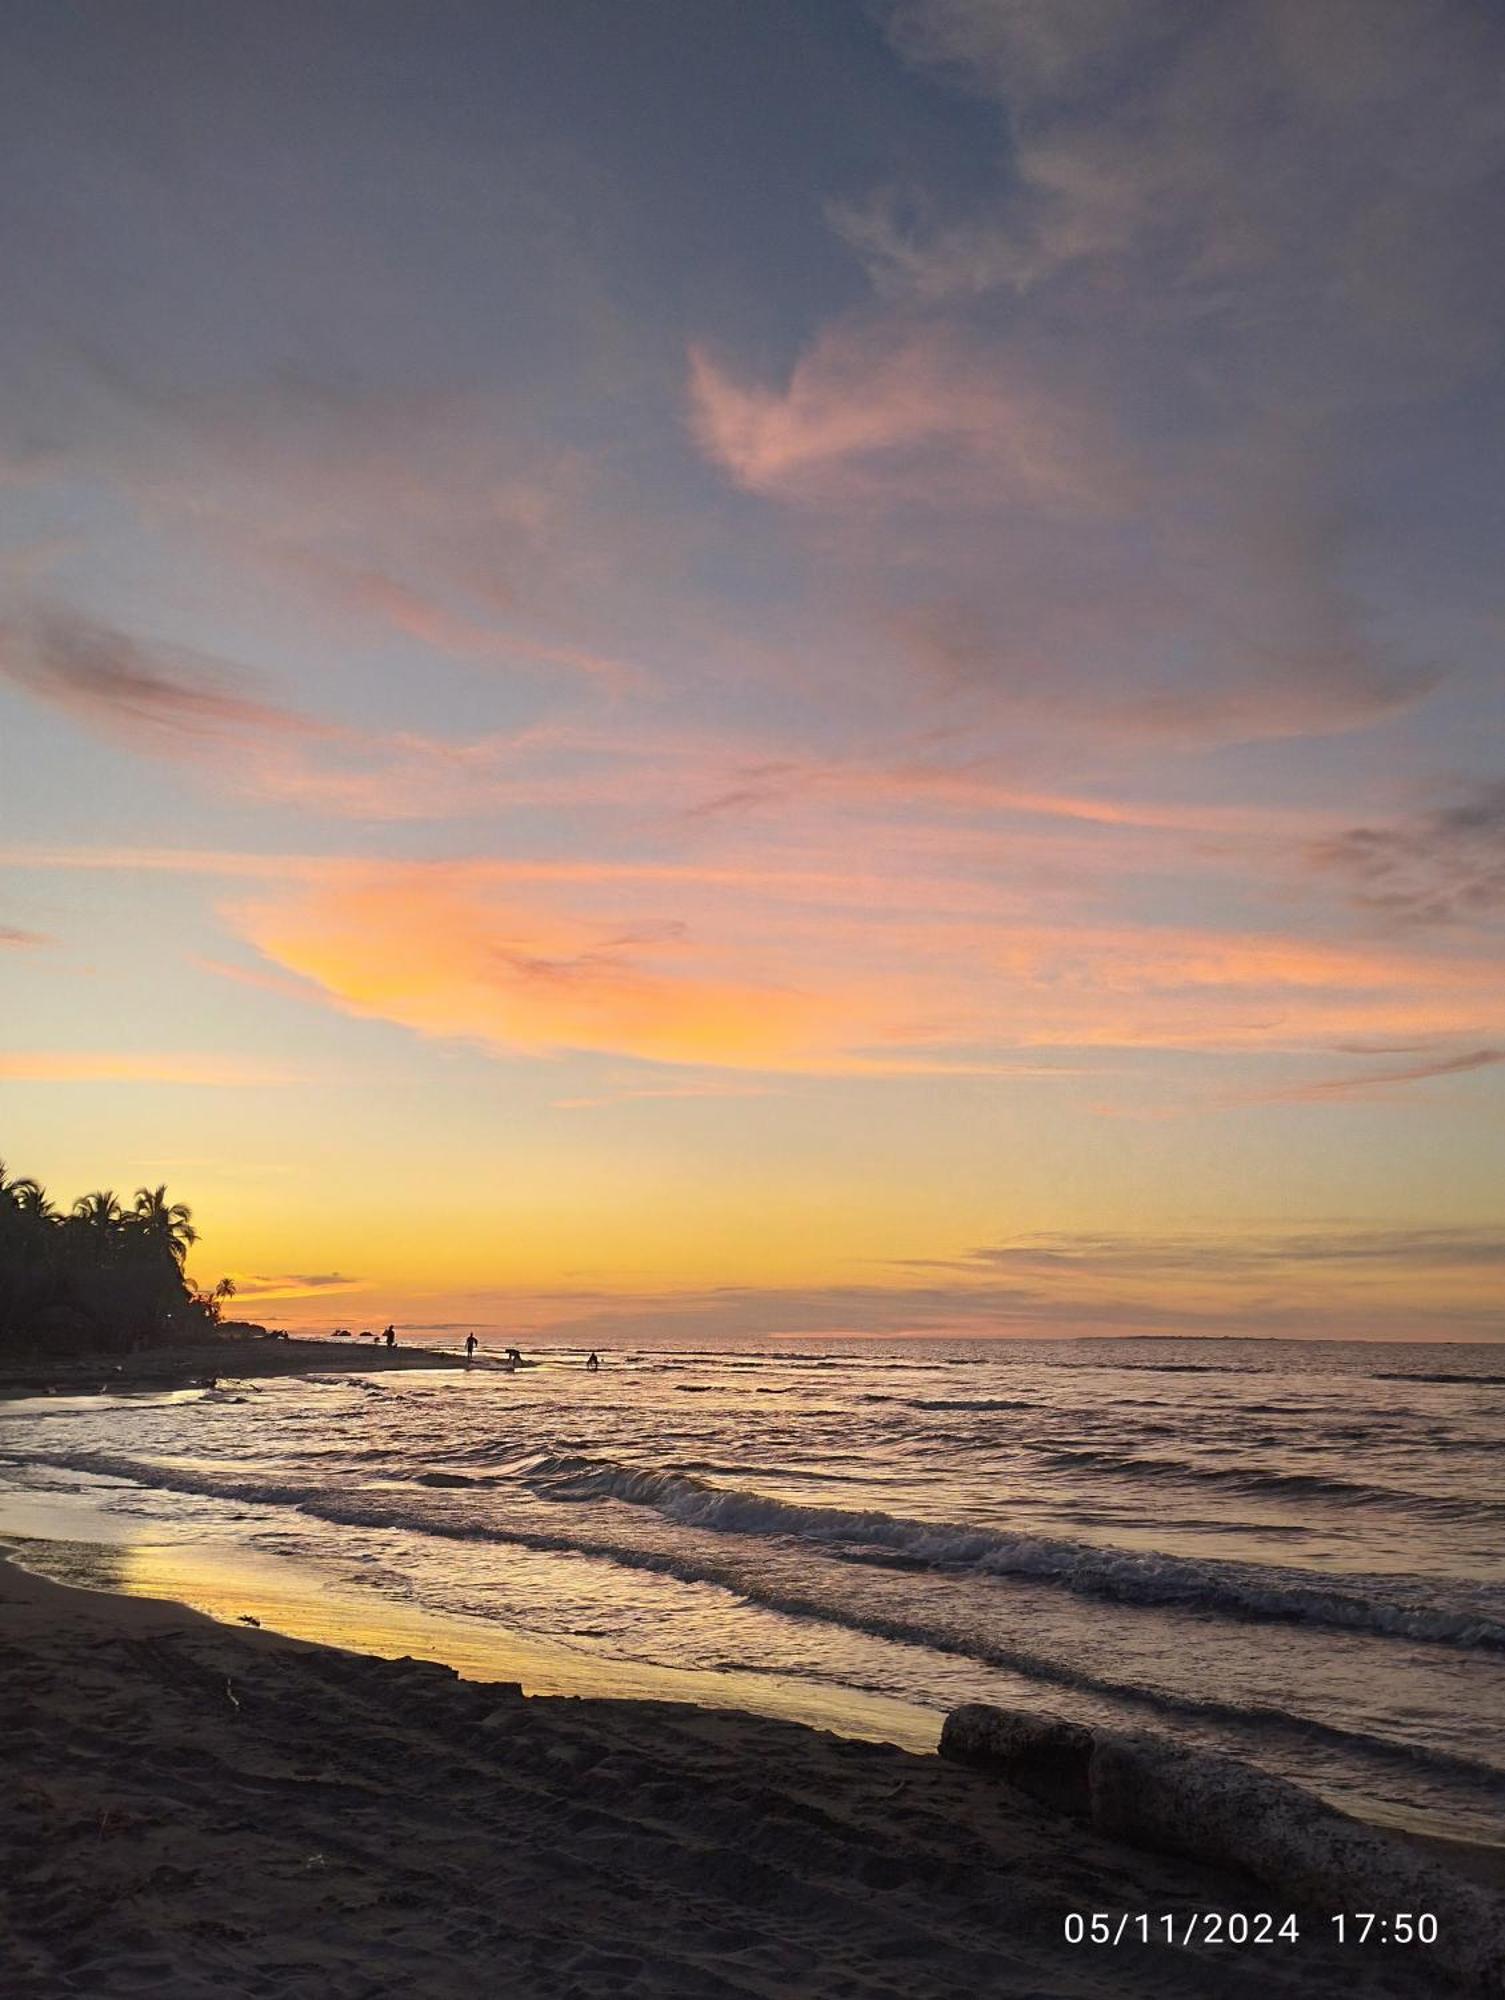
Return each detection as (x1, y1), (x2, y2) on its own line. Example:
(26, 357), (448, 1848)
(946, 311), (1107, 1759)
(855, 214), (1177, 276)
(2, 1335), (1501, 1847)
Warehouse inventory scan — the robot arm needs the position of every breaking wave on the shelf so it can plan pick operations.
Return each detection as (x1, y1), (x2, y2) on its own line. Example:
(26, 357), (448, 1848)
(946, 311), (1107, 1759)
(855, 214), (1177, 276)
(517, 1452), (1505, 1651)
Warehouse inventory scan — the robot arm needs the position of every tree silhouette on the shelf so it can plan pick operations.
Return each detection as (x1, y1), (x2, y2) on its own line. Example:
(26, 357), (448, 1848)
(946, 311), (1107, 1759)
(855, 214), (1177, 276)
(0, 1159), (230, 1356)
(132, 1185), (199, 1262)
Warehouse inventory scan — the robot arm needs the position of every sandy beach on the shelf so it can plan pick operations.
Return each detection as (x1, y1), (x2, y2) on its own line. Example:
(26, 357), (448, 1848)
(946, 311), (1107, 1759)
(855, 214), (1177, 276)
(4, 1546), (1497, 2000)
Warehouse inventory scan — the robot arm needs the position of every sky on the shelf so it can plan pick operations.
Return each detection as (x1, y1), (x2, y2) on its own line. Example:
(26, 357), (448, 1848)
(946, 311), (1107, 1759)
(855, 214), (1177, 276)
(2, 0), (1503, 1342)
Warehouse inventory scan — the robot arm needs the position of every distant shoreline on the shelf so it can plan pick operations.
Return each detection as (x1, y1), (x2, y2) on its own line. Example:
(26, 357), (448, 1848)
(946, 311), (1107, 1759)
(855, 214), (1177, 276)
(0, 1335), (463, 1401)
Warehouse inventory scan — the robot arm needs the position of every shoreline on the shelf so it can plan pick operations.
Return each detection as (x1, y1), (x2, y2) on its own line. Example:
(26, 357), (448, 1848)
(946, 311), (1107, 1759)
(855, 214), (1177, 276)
(0, 1502), (945, 1752)
(0, 1335), (467, 1400)
(5, 1551), (1499, 1998)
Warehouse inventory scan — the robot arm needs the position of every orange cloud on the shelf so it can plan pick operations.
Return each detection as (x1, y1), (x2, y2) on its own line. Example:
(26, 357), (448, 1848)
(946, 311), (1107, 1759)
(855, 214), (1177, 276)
(230, 868), (851, 1069)
(219, 854), (1505, 1080)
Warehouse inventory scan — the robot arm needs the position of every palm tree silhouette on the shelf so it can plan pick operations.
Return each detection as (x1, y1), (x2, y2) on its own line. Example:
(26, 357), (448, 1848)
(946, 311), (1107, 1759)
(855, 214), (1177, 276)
(2, 1163), (47, 1211)
(13, 1181), (57, 1222)
(0, 1162), (217, 1355)
(71, 1190), (124, 1239)
(132, 1185), (199, 1262)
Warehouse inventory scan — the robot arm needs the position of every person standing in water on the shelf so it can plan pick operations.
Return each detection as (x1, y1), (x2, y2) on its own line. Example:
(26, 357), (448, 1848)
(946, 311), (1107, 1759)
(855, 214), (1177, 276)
(585, 1351), (600, 1372)
(384, 1325), (396, 1349)
(464, 1333), (478, 1361)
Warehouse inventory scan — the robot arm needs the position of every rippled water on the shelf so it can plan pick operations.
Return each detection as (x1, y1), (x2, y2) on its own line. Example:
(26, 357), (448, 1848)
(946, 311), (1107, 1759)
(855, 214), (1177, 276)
(2, 1335), (1502, 1845)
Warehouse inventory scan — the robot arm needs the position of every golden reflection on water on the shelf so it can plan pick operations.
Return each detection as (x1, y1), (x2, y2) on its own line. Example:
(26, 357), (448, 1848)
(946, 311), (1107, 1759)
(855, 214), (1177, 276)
(2, 1512), (939, 1752)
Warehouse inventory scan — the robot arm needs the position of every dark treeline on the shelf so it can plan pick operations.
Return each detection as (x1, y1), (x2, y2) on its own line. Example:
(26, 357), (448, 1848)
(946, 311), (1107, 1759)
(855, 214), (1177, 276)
(0, 1159), (233, 1355)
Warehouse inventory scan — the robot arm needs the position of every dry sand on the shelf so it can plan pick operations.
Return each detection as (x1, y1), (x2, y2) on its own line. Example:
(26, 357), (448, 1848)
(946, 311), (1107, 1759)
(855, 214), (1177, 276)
(0, 1553), (1477, 1999)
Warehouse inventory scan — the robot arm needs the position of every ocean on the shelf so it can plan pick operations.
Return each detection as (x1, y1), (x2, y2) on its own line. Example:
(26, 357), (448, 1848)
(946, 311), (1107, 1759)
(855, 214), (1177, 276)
(2, 1334), (1502, 1849)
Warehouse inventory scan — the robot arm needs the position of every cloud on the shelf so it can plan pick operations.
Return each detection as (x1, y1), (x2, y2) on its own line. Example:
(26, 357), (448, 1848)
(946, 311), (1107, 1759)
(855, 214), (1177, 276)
(688, 323), (1122, 513)
(1251, 1046), (1504, 1103)
(0, 605), (642, 821)
(0, 925), (51, 947)
(680, 0), (1501, 759)
(885, 0), (1169, 103)
(688, 334), (1432, 756)
(7, 839), (1501, 1083)
(874, 0), (1505, 392)
(247, 1272), (357, 1290)
(921, 1222), (1505, 1278)
(1312, 781), (1505, 927)
(553, 1081), (780, 1110)
(228, 865), (853, 1071)
(390, 1258), (1502, 1343)
(205, 845), (1505, 1080)
(0, 1052), (303, 1084)
(277, 550), (645, 694)
(1, 606), (312, 748)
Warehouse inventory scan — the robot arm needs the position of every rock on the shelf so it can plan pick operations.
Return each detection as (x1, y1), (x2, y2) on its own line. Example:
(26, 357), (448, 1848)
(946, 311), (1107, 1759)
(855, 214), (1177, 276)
(941, 1706), (1505, 1991)
(1089, 1733), (1505, 1994)
(938, 1704), (1094, 1817)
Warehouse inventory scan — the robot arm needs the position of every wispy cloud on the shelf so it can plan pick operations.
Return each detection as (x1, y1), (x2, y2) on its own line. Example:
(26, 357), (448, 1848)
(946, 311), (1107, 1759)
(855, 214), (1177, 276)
(0, 606), (632, 820)
(688, 323), (1121, 513)
(875, 0), (1505, 392)
(1, 606), (311, 747)
(0, 1052), (304, 1085)
(0, 925), (52, 948)
(683, 0), (1492, 759)
(899, 1222), (1505, 1295)
(236, 1271), (360, 1295)
(1250, 1047), (1505, 1103)
(1312, 781), (1505, 928)
(553, 1081), (780, 1110)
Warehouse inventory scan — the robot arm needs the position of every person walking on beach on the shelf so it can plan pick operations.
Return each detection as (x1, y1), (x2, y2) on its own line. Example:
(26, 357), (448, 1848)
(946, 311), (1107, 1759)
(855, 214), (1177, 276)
(465, 1333), (478, 1361)
(585, 1351), (600, 1372)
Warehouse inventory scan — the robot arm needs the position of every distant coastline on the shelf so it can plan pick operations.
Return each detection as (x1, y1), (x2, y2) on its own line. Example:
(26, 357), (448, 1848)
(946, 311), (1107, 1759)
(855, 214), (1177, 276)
(0, 1333), (461, 1401)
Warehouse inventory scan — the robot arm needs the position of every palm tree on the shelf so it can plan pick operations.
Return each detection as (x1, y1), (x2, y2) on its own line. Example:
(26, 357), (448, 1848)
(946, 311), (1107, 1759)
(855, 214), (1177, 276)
(1, 1163), (46, 1211)
(13, 1181), (56, 1222)
(71, 1190), (124, 1237)
(131, 1185), (198, 1263)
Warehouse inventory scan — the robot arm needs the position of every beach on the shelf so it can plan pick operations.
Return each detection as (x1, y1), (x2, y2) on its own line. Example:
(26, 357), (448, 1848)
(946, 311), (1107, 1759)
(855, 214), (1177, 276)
(4, 1336), (1505, 1995)
(5, 1547), (1494, 2000)
(5, 1335), (1501, 1847)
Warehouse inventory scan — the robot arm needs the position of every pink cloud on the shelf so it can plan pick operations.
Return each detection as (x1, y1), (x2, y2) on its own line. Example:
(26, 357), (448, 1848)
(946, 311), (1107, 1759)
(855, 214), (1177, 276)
(688, 322), (1123, 512)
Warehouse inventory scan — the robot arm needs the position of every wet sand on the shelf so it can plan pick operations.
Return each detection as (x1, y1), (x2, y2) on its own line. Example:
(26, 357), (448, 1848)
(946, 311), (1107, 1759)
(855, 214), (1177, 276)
(0, 1552), (1482, 1999)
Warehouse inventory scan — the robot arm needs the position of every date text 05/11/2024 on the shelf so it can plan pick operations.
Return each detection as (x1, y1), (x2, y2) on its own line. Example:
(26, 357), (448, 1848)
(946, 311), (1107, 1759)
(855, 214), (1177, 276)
(1063, 1912), (1441, 1947)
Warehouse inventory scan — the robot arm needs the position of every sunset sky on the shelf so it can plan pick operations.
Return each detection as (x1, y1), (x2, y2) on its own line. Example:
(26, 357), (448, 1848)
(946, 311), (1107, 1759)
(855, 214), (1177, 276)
(2, 0), (1502, 1341)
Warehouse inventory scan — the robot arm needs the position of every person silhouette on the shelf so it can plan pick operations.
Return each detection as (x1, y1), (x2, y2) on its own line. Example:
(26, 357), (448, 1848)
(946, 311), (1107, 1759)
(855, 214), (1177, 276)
(585, 1351), (600, 1372)
(384, 1325), (396, 1349)
(465, 1333), (478, 1360)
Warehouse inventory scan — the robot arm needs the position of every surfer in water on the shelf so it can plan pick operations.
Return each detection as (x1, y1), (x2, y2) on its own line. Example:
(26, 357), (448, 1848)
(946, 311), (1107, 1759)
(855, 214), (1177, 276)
(585, 1351), (600, 1372)
(464, 1333), (477, 1361)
